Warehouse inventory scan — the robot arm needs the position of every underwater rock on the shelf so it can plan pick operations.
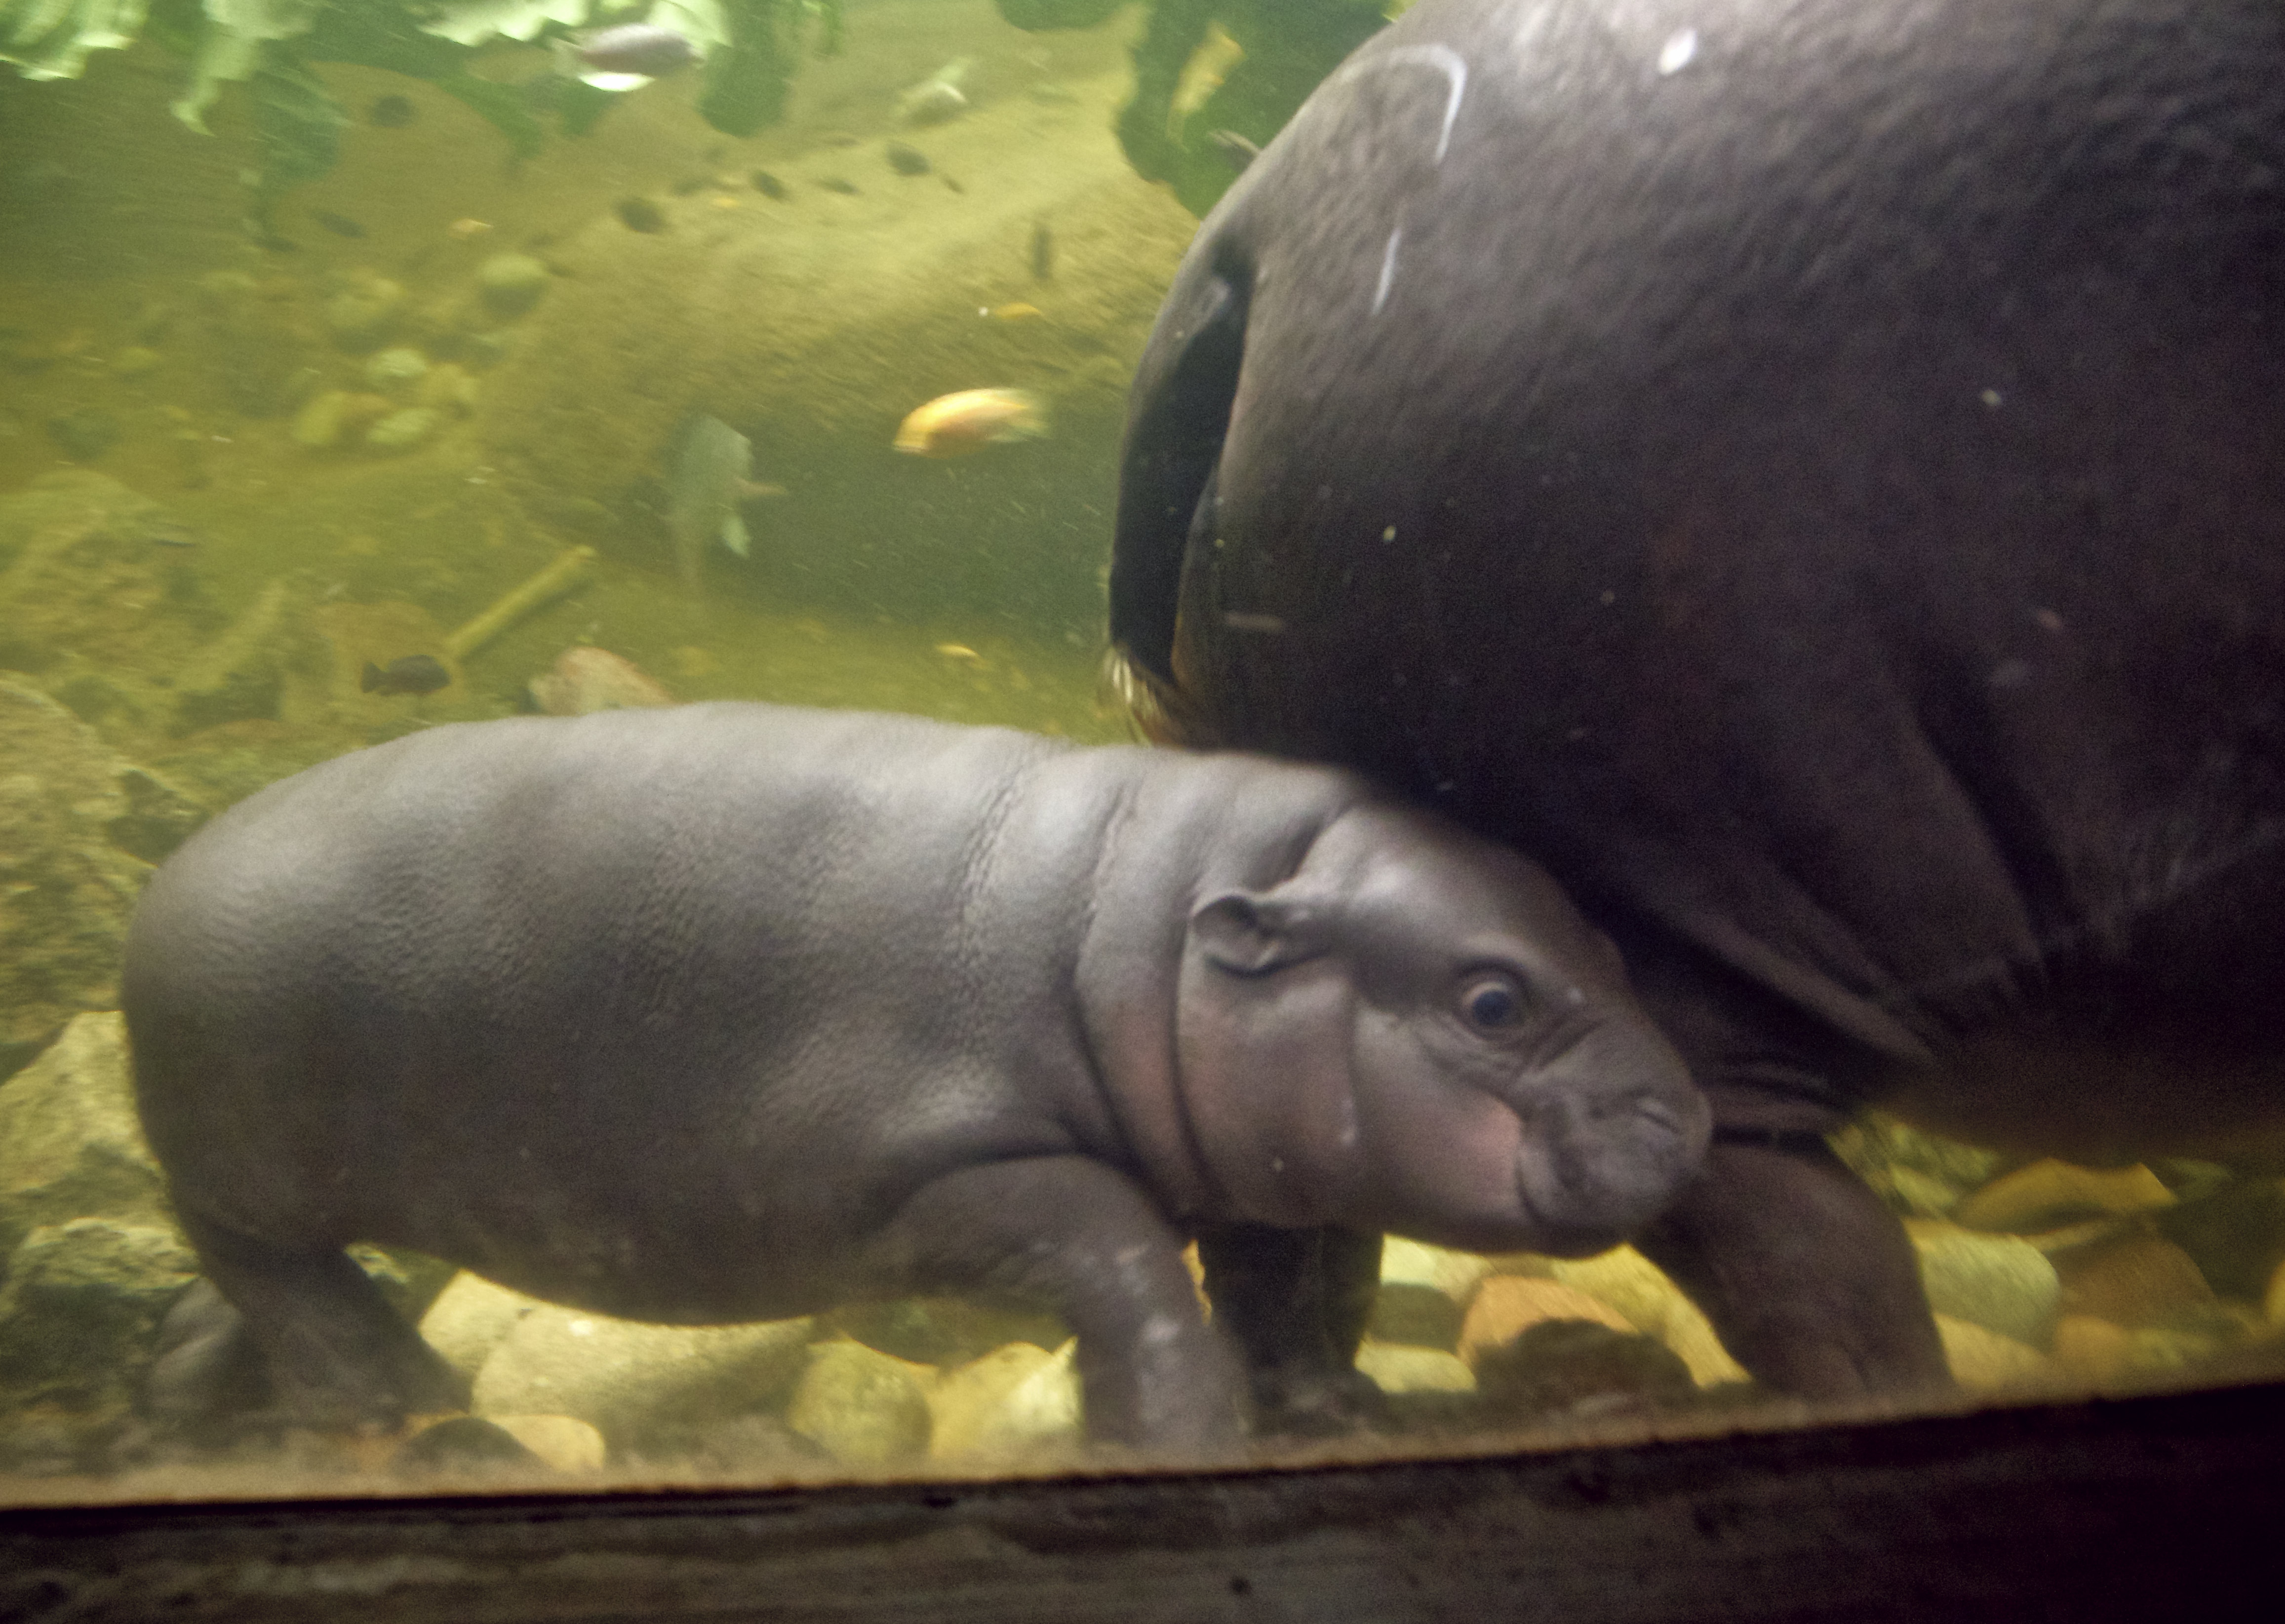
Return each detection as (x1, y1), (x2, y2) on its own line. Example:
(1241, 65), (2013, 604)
(526, 645), (673, 715)
(1355, 1341), (1476, 1396)
(1953, 1158), (2178, 1233)
(45, 408), (119, 463)
(360, 654), (451, 696)
(785, 1339), (934, 1465)
(345, 1244), (458, 1324)
(0, 1013), (170, 1261)
(1934, 1313), (2052, 1391)
(471, 1303), (814, 1453)
(322, 276), (406, 352)
(363, 347), (431, 394)
(1457, 1277), (1636, 1369)
(365, 407), (440, 453)
(1548, 1246), (1749, 1388)
(194, 276), (320, 416)
(926, 1339), (1081, 1462)
(2156, 1175), (2285, 1300)
(289, 389), (352, 449)
(2053, 1235), (2218, 1329)
(0, 1218), (197, 1418)
(1368, 1238), (1487, 1351)
(488, 1412), (606, 1472)
(0, 681), (205, 1073)
(1832, 1113), (2010, 1220)
(369, 94), (415, 128)
(0, 471), (222, 715)
(390, 1414), (550, 1475)
(2052, 1313), (2138, 1383)
(1909, 1221), (2062, 1349)
(614, 197), (668, 234)
(825, 1296), (1067, 1366)
(419, 1271), (543, 1379)
(477, 254), (552, 318)
(170, 579), (295, 734)
(417, 363), (480, 416)
(1383, 1237), (1495, 1301)
(1472, 1319), (1696, 1424)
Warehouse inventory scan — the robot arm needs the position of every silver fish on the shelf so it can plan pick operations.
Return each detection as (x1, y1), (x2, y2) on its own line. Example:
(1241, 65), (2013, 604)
(898, 57), (973, 126)
(666, 415), (781, 586)
(575, 25), (699, 78)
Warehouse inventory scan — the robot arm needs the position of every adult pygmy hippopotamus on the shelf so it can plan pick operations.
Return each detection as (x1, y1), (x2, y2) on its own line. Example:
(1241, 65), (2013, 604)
(123, 701), (1703, 1450)
(1114, 0), (2285, 1402)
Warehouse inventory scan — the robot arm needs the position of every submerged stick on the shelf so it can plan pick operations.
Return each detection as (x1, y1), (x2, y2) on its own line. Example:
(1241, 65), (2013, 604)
(443, 545), (597, 662)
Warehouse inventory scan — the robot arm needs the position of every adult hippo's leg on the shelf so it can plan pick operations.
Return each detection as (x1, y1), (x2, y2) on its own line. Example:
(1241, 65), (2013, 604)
(1636, 1137), (1949, 1397)
(168, 1210), (467, 1430)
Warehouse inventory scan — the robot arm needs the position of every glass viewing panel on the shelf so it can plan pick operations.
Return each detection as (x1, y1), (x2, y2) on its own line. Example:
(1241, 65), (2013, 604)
(1, 0), (2282, 1508)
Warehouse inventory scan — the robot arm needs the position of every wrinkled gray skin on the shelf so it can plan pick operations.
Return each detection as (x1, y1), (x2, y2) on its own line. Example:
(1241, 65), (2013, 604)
(1113, 0), (2285, 1404)
(123, 702), (1703, 1450)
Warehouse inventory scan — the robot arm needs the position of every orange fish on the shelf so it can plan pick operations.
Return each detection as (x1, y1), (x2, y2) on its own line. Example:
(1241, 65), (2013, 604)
(894, 387), (1048, 457)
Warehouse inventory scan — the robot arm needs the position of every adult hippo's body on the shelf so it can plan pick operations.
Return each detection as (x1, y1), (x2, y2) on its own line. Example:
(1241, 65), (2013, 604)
(1113, 0), (2285, 1397)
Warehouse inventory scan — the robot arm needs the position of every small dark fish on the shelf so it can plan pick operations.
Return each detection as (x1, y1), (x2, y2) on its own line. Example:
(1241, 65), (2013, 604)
(575, 25), (699, 78)
(1206, 129), (1261, 174)
(751, 170), (788, 199)
(369, 95), (416, 129)
(884, 142), (931, 177)
(361, 655), (451, 697)
(312, 210), (366, 239)
(670, 174), (711, 196)
(46, 407), (118, 462)
(1029, 219), (1054, 282)
(941, 173), (965, 194)
(615, 196), (668, 233)
(818, 177), (859, 195)
(145, 520), (202, 548)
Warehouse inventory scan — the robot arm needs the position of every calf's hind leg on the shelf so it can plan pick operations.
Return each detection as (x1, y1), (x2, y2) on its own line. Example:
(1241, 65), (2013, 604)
(174, 1210), (467, 1430)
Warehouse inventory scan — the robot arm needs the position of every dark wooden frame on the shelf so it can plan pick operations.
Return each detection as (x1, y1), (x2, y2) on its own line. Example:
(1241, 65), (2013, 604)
(6, 1379), (2283, 1621)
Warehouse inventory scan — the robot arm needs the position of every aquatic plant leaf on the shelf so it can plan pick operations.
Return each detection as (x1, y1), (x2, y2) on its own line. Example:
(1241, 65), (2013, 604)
(296, 0), (466, 77)
(799, 0), (839, 56)
(414, 0), (585, 48)
(696, 0), (791, 137)
(1, 0), (149, 80)
(169, 21), (262, 129)
(249, 49), (347, 193)
(551, 74), (617, 135)
(433, 69), (547, 155)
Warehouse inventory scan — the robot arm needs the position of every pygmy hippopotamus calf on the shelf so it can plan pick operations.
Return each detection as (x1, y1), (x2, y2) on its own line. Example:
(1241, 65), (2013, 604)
(122, 702), (1704, 1450)
(1113, 0), (2285, 1401)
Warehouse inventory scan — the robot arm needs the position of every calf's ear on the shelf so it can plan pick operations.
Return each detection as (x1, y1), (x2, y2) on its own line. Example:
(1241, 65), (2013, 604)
(1189, 890), (1333, 974)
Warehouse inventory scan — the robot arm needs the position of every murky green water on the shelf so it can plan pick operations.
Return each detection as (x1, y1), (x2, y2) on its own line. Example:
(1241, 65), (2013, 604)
(3, 0), (2282, 1509)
